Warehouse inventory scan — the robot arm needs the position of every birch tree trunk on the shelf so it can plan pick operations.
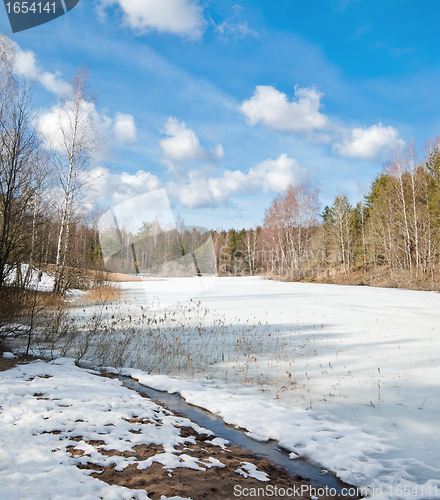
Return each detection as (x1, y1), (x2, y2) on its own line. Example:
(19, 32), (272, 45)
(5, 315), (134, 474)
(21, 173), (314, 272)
(50, 67), (102, 294)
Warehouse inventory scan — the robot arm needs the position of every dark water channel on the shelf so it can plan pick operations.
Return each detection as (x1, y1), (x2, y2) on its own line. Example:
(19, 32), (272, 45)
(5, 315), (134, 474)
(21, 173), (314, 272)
(120, 376), (356, 495)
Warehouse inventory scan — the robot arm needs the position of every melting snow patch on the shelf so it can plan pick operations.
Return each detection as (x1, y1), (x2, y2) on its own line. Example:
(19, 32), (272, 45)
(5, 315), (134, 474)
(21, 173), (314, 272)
(235, 462), (270, 481)
(205, 437), (230, 450)
(0, 358), (225, 499)
(160, 497), (192, 500)
(2, 352), (16, 359)
(200, 457), (226, 468)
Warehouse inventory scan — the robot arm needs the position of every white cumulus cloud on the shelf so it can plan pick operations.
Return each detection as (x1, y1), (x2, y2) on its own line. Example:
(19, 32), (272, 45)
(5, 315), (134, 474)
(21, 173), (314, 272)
(91, 167), (163, 205)
(113, 112), (138, 145)
(247, 154), (308, 193)
(38, 100), (103, 153)
(39, 71), (72, 96)
(332, 123), (405, 161)
(160, 117), (206, 164)
(13, 47), (38, 76)
(160, 117), (224, 170)
(10, 42), (72, 96)
(168, 154), (308, 208)
(98, 0), (206, 39)
(213, 143), (225, 160)
(89, 154), (307, 209)
(240, 83), (405, 161)
(239, 85), (329, 134)
(39, 101), (137, 157)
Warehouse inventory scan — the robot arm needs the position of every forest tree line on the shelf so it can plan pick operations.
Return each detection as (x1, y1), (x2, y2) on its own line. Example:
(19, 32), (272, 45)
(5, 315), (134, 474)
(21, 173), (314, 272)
(105, 139), (440, 291)
(212, 140), (440, 290)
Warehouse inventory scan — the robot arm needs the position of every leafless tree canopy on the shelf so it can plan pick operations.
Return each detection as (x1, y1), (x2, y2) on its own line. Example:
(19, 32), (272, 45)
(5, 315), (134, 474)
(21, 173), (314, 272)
(0, 36), (46, 289)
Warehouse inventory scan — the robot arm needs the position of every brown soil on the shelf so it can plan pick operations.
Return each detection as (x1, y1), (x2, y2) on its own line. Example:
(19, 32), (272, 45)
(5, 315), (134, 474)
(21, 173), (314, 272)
(78, 422), (355, 500)
(90, 441), (309, 500)
(0, 344), (34, 371)
(0, 355), (359, 500)
(0, 354), (29, 371)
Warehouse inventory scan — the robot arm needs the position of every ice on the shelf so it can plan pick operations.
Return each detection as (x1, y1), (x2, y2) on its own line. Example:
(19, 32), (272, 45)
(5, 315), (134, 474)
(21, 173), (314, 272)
(117, 276), (440, 499)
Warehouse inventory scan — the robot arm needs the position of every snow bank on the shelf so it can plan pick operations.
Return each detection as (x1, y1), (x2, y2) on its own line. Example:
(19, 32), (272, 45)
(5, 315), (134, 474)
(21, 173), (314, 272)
(0, 358), (230, 500)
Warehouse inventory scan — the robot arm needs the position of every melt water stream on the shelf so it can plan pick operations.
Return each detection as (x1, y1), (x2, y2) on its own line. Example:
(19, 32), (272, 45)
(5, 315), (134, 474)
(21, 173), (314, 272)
(120, 376), (356, 495)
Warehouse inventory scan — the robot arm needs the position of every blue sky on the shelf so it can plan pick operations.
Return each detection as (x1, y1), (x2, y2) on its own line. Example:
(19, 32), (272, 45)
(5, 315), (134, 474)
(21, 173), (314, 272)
(2, 0), (440, 230)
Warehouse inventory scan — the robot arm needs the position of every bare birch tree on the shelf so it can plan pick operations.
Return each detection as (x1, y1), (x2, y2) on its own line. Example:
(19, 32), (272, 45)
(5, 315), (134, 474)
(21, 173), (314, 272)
(263, 184), (319, 280)
(328, 194), (353, 275)
(47, 67), (102, 294)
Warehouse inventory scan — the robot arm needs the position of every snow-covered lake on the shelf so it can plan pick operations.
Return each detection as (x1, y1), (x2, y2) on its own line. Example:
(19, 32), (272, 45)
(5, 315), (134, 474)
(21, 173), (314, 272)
(112, 277), (440, 499)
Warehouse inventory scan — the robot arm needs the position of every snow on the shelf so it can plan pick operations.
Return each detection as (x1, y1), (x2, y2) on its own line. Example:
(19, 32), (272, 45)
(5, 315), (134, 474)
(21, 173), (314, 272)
(2, 351), (16, 359)
(112, 277), (440, 499)
(4, 264), (55, 292)
(4, 263), (87, 298)
(205, 437), (230, 450)
(245, 431), (270, 442)
(201, 457), (226, 468)
(3, 276), (440, 499)
(159, 498), (191, 500)
(0, 358), (230, 500)
(235, 462), (269, 481)
(126, 368), (394, 493)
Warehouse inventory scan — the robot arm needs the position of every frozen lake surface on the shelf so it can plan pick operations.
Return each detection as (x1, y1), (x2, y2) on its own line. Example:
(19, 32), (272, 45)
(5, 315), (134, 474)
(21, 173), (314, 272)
(115, 277), (440, 499)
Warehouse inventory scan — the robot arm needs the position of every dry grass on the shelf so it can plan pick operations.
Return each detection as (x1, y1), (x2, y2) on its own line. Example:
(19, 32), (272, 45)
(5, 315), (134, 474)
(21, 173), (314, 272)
(105, 272), (144, 282)
(74, 284), (124, 306)
(0, 286), (64, 321)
